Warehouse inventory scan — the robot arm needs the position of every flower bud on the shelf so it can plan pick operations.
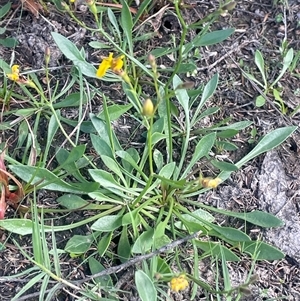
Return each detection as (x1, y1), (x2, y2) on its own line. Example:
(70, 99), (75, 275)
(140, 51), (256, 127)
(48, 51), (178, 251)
(45, 47), (51, 66)
(148, 54), (157, 71)
(86, 0), (97, 16)
(142, 98), (154, 117)
(120, 71), (131, 84)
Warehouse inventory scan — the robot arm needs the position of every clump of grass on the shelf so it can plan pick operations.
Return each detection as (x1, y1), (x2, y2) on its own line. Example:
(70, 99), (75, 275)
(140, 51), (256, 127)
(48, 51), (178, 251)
(0, 1), (297, 300)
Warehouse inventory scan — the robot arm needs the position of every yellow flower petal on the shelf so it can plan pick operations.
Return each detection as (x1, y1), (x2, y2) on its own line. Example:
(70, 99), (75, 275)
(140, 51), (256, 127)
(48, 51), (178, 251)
(96, 53), (114, 77)
(7, 73), (19, 81)
(11, 65), (20, 74)
(170, 275), (189, 292)
(111, 55), (124, 72)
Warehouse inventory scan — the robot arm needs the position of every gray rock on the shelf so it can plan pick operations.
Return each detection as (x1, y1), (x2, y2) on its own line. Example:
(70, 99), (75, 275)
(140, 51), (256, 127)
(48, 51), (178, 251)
(258, 150), (300, 262)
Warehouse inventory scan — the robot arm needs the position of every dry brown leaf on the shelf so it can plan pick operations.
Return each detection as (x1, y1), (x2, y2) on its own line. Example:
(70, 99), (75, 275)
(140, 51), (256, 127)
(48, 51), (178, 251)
(20, 0), (44, 18)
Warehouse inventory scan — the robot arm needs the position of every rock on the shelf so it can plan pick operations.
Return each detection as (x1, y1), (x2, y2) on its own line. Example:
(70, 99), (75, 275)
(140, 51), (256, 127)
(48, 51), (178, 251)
(258, 150), (300, 263)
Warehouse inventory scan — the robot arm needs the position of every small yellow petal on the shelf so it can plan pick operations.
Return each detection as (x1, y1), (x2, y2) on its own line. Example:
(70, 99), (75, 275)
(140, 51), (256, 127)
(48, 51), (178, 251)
(111, 55), (124, 72)
(11, 65), (20, 74)
(7, 73), (19, 81)
(96, 53), (114, 77)
(170, 275), (189, 292)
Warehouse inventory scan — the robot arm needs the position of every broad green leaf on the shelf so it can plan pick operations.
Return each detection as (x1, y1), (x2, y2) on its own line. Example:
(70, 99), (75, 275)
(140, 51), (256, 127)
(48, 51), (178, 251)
(199, 204), (283, 228)
(65, 234), (94, 254)
(97, 232), (113, 257)
(195, 241), (240, 261)
(173, 75), (189, 114)
(153, 149), (164, 171)
(150, 47), (174, 58)
(255, 95), (265, 107)
(55, 148), (90, 183)
(97, 104), (132, 121)
(216, 129), (238, 138)
(122, 209), (141, 226)
(44, 114), (59, 166)
(151, 132), (167, 145)
(90, 113), (122, 151)
(185, 28), (234, 52)
(52, 32), (97, 77)
(89, 257), (113, 286)
(52, 93), (87, 109)
(241, 241), (284, 260)
(107, 8), (121, 42)
(60, 117), (96, 133)
(177, 63), (197, 73)
(58, 145), (86, 167)
(132, 228), (154, 253)
(211, 160), (238, 172)
(118, 225), (131, 263)
(135, 270), (157, 301)
(101, 155), (125, 182)
(209, 226), (251, 242)
(154, 234), (171, 250)
(91, 134), (114, 158)
(210, 121), (253, 131)
(181, 132), (216, 178)
(176, 209), (214, 232)
(192, 74), (218, 124)
(216, 141), (238, 151)
(116, 150), (144, 177)
(254, 50), (267, 88)
(9, 165), (99, 193)
(91, 215), (122, 232)
(89, 169), (139, 197)
(158, 162), (176, 178)
(0, 219), (46, 235)
(120, 0), (133, 52)
(56, 194), (100, 210)
(272, 48), (294, 88)
(156, 257), (172, 274)
(0, 37), (18, 47)
(0, 2), (11, 19)
(237, 126), (297, 168)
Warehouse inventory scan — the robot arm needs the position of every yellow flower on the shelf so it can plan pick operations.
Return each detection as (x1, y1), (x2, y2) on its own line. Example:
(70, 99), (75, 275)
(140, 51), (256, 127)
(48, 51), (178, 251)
(96, 52), (124, 77)
(7, 65), (20, 81)
(200, 176), (222, 189)
(170, 275), (189, 292)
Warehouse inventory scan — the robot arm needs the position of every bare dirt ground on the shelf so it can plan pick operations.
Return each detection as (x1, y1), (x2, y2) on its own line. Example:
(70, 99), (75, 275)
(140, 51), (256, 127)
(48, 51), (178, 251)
(0, 0), (300, 300)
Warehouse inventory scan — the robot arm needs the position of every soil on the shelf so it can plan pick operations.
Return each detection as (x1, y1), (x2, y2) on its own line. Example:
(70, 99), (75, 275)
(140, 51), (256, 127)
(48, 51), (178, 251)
(0, 0), (300, 300)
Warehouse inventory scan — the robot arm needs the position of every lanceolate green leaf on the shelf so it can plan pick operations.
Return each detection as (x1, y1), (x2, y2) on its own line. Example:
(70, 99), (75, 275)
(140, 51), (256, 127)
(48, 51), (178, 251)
(9, 165), (99, 193)
(241, 241), (284, 260)
(236, 126), (297, 168)
(187, 28), (234, 50)
(219, 126), (297, 181)
(181, 132), (216, 178)
(193, 73), (218, 121)
(51, 32), (97, 78)
(199, 204), (283, 228)
(120, 0), (133, 53)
